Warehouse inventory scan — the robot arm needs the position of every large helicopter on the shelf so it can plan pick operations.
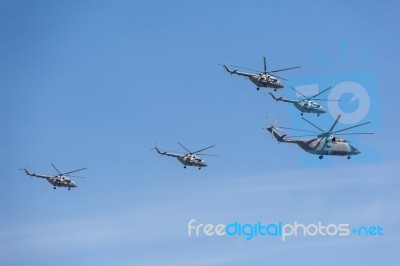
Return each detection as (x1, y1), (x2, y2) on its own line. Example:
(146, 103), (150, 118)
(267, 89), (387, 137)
(152, 142), (216, 169)
(264, 115), (373, 159)
(20, 163), (86, 190)
(269, 86), (340, 116)
(221, 57), (300, 91)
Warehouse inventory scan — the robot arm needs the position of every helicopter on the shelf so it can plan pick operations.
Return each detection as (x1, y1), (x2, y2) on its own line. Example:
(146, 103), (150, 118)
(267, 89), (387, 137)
(20, 163), (86, 190)
(152, 142), (216, 169)
(221, 57), (300, 91)
(269, 86), (340, 116)
(264, 115), (373, 159)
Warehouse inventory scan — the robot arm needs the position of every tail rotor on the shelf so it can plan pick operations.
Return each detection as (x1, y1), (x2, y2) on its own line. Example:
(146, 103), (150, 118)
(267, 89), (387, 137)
(263, 117), (283, 139)
(19, 167), (30, 176)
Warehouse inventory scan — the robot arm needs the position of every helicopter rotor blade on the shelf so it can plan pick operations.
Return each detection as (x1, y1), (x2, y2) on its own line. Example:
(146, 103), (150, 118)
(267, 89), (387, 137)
(334, 132), (374, 135)
(264, 116), (285, 138)
(62, 168), (87, 175)
(266, 116), (274, 126)
(312, 99), (340, 101)
(192, 145), (215, 154)
(316, 136), (327, 147)
(65, 174), (86, 178)
(51, 163), (62, 175)
(263, 56), (267, 74)
(229, 64), (261, 73)
(273, 118), (279, 127)
(288, 134), (318, 138)
(308, 86), (332, 100)
(271, 74), (287, 81)
(267, 66), (301, 74)
(332, 121), (371, 134)
(289, 86), (307, 98)
(301, 117), (325, 133)
(327, 115), (342, 132)
(196, 153), (219, 157)
(177, 142), (192, 153)
(279, 127), (319, 134)
(321, 136), (331, 150)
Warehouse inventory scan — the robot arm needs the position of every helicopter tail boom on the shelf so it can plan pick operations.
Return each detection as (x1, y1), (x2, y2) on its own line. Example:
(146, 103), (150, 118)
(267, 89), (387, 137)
(222, 64), (234, 74)
(20, 168), (32, 176)
(269, 93), (298, 103)
(267, 127), (288, 142)
(19, 168), (50, 179)
(152, 146), (163, 155)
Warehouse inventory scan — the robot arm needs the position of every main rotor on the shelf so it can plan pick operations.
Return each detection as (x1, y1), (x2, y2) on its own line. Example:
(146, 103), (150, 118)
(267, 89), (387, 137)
(301, 115), (373, 138)
(229, 56), (300, 80)
(177, 142), (217, 157)
(51, 163), (87, 178)
(264, 115), (373, 139)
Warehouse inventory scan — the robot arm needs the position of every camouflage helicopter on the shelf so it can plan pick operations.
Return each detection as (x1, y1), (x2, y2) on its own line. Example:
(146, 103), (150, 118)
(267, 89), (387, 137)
(221, 57), (300, 91)
(269, 86), (340, 116)
(20, 163), (86, 190)
(152, 142), (216, 169)
(264, 115), (373, 159)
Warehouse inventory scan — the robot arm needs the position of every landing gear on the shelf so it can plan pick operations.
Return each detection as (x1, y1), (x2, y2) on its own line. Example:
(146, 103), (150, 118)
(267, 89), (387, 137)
(301, 113), (303, 116)
(256, 87), (260, 90)
(184, 166), (186, 169)
(317, 114), (320, 116)
(274, 89), (277, 91)
(347, 156), (351, 159)
(53, 187), (56, 189)
(68, 187), (71, 190)
(319, 155), (323, 159)
(198, 167), (201, 170)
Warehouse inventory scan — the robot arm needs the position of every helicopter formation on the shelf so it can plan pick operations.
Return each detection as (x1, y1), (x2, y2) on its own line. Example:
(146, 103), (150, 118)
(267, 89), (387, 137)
(221, 56), (372, 161)
(152, 56), (372, 169)
(21, 56), (373, 188)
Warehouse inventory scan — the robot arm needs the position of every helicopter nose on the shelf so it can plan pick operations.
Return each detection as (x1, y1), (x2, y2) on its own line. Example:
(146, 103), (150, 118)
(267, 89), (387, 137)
(351, 146), (361, 154)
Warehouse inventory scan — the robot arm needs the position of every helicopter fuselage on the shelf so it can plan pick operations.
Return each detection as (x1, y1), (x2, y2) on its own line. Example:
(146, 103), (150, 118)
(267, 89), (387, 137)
(278, 136), (361, 156)
(294, 100), (326, 114)
(47, 175), (77, 188)
(291, 136), (360, 156)
(250, 74), (284, 89)
(267, 127), (361, 158)
(178, 155), (207, 167)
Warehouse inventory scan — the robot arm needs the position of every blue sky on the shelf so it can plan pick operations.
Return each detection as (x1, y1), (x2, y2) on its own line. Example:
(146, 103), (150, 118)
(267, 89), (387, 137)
(1, 0), (400, 265)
